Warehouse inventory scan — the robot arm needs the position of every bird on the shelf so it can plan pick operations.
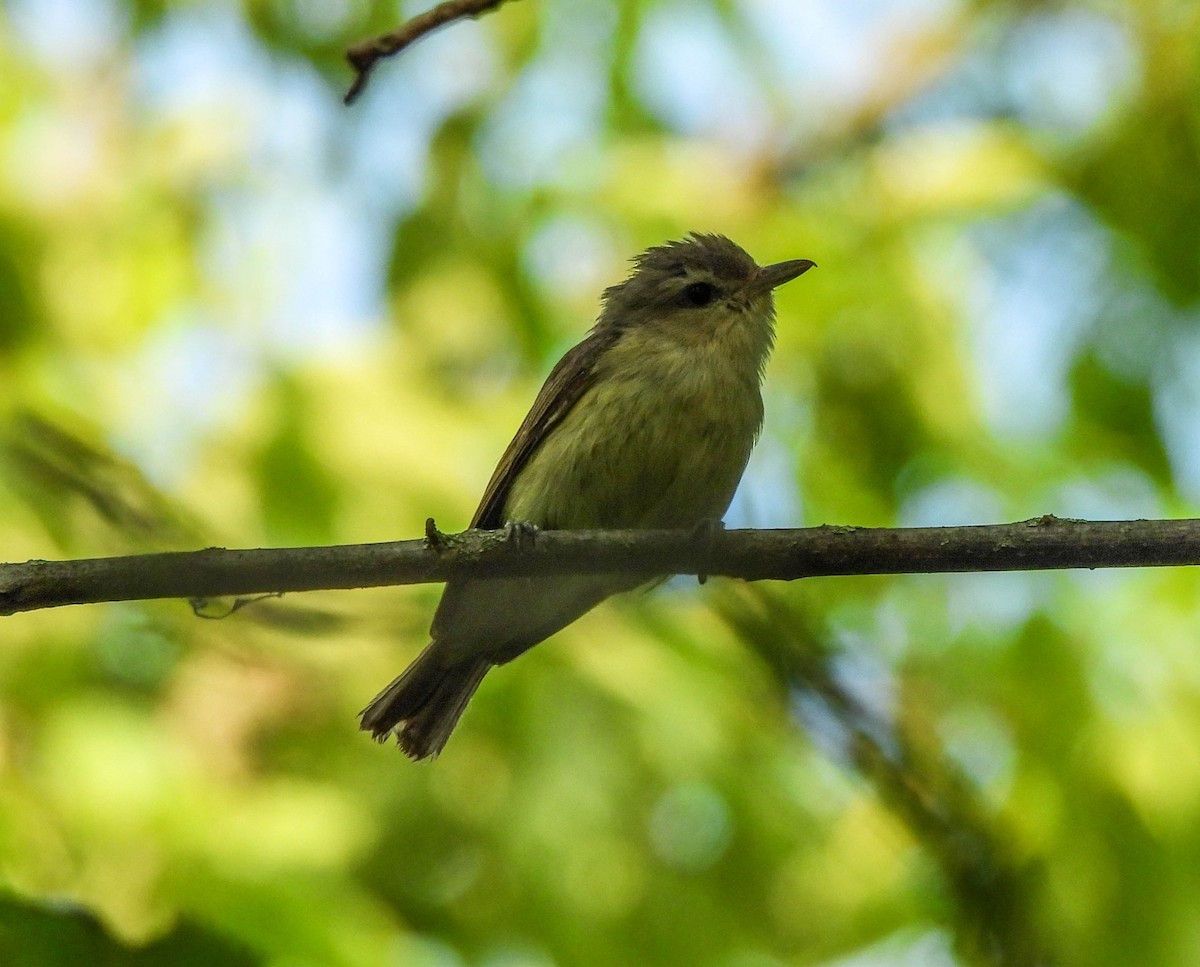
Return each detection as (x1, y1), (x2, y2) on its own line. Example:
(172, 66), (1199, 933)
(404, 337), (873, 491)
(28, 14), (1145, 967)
(360, 233), (814, 758)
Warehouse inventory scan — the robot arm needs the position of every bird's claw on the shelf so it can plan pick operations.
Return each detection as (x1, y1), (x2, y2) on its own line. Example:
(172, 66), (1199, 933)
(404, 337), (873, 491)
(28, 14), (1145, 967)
(691, 518), (725, 585)
(504, 520), (540, 549)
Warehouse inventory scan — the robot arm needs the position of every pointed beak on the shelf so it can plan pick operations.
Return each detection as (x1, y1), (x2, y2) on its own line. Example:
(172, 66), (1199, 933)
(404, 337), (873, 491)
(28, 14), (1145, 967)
(744, 258), (816, 299)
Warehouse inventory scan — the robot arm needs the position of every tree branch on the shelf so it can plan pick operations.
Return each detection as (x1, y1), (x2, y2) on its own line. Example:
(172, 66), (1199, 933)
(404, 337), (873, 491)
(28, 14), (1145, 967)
(344, 0), (518, 104)
(2, 515), (1199, 617)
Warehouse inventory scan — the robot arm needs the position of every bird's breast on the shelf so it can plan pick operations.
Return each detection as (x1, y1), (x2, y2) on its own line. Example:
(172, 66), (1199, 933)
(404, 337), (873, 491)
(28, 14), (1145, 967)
(505, 331), (765, 530)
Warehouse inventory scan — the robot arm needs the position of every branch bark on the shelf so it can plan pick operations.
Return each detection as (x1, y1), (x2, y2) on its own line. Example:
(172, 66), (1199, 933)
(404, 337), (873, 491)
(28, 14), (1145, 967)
(344, 0), (518, 104)
(1, 515), (1198, 617)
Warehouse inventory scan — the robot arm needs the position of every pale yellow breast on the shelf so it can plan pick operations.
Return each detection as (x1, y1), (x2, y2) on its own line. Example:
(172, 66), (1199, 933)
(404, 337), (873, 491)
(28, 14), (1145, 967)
(504, 315), (769, 530)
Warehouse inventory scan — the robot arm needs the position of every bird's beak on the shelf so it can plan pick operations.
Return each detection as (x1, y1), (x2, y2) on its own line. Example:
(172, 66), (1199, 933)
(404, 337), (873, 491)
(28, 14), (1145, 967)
(744, 258), (816, 299)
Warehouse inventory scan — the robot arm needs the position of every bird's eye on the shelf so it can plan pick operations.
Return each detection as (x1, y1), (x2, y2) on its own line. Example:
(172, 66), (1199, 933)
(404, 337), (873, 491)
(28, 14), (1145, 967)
(681, 281), (718, 307)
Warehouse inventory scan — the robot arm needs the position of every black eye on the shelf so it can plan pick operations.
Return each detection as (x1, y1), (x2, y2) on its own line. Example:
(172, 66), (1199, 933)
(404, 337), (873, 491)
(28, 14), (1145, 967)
(681, 281), (718, 307)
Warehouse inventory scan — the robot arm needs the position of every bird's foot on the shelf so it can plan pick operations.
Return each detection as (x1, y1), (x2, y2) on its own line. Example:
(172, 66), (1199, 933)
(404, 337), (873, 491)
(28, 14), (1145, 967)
(503, 519), (540, 549)
(691, 518), (725, 585)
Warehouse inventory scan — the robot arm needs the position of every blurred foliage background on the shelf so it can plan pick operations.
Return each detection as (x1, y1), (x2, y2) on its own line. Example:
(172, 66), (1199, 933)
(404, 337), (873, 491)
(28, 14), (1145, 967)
(1, 0), (1199, 964)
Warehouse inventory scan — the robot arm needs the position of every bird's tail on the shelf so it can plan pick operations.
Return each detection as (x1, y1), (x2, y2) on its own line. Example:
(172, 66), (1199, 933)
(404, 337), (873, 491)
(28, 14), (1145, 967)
(359, 643), (489, 760)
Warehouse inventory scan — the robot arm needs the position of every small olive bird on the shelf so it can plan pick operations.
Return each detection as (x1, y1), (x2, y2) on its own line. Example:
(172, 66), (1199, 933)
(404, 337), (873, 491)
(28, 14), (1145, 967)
(360, 233), (814, 758)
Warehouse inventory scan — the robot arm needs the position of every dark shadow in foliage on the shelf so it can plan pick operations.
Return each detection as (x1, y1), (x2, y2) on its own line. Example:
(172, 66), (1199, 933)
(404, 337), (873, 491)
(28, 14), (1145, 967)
(0, 893), (257, 967)
(0, 216), (43, 354)
(1, 412), (198, 553)
(1068, 88), (1200, 307)
(715, 586), (1052, 967)
(1069, 350), (1172, 487)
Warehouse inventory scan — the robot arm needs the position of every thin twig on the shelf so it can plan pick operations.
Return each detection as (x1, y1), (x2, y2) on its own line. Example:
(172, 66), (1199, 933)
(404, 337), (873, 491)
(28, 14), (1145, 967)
(344, 0), (517, 104)
(1, 515), (1199, 617)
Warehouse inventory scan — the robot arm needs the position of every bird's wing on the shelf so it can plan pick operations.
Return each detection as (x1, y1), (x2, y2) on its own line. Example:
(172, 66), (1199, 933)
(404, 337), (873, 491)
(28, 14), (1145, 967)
(470, 326), (617, 529)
